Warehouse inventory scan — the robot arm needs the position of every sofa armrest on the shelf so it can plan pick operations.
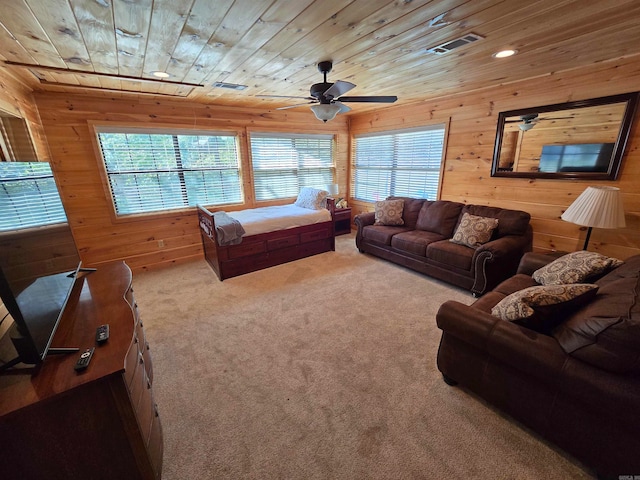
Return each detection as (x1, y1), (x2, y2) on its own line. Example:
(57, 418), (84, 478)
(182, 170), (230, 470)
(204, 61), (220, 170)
(436, 300), (568, 382)
(354, 211), (375, 228)
(470, 226), (533, 295)
(354, 211), (375, 252)
(516, 251), (565, 275)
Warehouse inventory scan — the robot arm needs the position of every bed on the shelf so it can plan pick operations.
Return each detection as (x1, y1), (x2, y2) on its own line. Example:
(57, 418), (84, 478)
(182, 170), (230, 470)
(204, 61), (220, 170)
(198, 190), (336, 281)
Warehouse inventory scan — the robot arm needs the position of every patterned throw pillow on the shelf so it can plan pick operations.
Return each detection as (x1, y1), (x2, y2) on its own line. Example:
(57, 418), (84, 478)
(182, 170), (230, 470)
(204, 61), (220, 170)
(532, 251), (623, 285)
(491, 284), (598, 322)
(450, 213), (499, 247)
(294, 187), (327, 210)
(374, 199), (405, 226)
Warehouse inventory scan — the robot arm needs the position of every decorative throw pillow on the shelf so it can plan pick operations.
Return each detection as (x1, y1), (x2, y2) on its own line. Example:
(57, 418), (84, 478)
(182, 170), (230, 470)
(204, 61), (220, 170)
(374, 199), (405, 226)
(532, 250), (624, 285)
(294, 187), (327, 210)
(491, 284), (599, 334)
(450, 213), (498, 247)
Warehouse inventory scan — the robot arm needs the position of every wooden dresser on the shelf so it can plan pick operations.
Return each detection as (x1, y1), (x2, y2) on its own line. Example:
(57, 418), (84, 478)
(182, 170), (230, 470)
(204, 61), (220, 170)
(0, 262), (162, 480)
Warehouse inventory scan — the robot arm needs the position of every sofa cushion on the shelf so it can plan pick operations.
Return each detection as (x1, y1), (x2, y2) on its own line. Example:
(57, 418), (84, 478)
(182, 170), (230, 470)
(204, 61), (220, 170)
(491, 284), (599, 334)
(553, 271), (640, 373)
(391, 230), (447, 257)
(426, 240), (474, 271)
(533, 250), (624, 285)
(459, 204), (530, 237)
(374, 199), (405, 226)
(415, 200), (463, 236)
(387, 196), (425, 229)
(450, 213), (499, 248)
(362, 225), (412, 246)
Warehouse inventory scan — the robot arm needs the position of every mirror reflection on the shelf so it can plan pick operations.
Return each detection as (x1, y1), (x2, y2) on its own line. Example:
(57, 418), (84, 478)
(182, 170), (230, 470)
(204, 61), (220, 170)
(492, 92), (638, 180)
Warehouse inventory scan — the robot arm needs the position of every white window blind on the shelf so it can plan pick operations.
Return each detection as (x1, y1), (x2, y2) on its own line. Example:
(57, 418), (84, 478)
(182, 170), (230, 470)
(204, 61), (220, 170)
(96, 129), (242, 215)
(0, 162), (67, 231)
(249, 133), (335, 201)
(353, 126), (446, 202)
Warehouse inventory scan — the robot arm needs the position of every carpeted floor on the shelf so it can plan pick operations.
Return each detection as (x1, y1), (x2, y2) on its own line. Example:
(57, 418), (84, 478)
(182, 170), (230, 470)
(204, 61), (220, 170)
(132, 234), (595, 479)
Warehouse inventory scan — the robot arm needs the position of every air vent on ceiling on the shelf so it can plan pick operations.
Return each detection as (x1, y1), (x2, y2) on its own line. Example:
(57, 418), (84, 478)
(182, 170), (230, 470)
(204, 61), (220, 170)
(213, 82), (248, 90)
(426, 33), (484, 55)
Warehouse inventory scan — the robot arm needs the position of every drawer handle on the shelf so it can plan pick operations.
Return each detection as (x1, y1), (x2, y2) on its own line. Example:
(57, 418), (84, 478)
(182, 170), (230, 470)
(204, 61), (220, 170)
(154, 403), (159, 417)
(147, 379), (151, 389)
(145, 341), (150, 351)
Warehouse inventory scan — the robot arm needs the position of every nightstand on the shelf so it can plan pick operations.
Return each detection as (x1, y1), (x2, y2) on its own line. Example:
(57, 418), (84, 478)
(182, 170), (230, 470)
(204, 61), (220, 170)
(333, 207), (352, 236)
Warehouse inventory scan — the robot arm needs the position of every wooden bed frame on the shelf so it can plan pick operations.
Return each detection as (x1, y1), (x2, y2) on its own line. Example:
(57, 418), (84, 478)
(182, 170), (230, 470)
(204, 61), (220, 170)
(198, 198), (336, 280)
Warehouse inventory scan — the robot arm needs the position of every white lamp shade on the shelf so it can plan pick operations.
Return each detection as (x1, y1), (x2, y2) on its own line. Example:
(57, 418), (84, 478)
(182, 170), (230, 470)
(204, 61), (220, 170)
(310, 103), (341, 122)
(561, 186), (626, 229)
(326, 184), (339, 195)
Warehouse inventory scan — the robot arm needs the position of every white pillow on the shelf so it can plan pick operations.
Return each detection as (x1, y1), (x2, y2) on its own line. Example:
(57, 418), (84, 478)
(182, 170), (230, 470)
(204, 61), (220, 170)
(294, 187), (327, 210)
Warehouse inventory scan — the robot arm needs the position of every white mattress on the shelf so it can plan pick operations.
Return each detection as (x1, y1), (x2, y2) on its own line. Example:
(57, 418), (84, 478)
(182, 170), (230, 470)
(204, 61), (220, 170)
(228, 204), (331, 236)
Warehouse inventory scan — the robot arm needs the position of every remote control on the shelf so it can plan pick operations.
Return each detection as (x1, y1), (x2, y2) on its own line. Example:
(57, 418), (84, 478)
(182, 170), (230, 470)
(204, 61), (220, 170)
(74, 347), (95, 371)
(96, 324), (110, 344)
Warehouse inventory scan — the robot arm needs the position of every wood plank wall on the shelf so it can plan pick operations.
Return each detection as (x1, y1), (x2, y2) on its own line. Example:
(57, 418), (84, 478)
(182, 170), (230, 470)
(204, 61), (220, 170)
(2, 55), (640, 272)
(349, 56), (640, 260)
(30, 94), (349, 271)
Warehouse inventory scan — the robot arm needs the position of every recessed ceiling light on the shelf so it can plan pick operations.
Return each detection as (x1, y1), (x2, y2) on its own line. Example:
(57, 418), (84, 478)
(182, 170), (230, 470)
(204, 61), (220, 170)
(492, 49), (517, 58)
(152, 71), (170, 78)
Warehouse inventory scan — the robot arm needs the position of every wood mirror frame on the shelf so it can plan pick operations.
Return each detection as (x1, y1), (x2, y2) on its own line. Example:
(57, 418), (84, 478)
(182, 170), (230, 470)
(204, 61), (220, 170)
(491, 92), (639, 180)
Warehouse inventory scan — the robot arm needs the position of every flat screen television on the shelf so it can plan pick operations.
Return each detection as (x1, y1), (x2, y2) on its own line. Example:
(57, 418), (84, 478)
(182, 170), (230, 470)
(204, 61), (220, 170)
(0, 262), (82, 371)
(538, 143), (615, 173)
(0, 160), (84, 373)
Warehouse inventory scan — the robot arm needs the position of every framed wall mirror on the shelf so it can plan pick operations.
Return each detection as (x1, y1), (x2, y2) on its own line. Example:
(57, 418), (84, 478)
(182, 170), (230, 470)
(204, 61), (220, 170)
(491, 92), (639, 180)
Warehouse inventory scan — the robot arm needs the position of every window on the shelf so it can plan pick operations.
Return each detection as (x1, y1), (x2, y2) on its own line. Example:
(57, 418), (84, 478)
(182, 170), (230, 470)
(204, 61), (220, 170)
(249, 133), (334, 201)
(96, 128), (241, 215)
(0, 162), (67, 232)
(352, 126), (446, 202)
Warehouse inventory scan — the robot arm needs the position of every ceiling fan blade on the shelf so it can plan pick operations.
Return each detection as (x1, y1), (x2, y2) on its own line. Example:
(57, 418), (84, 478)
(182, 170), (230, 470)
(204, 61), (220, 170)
(257, 94), (314, 100)
(275, 102), (317, 110)
(334, 101), (351, 113)
(338, 95), (398, 103)
(323, 80), (355, 99)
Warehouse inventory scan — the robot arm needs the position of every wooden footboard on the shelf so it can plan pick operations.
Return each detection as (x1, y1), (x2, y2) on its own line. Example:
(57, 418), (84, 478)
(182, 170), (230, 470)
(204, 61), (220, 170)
(198, 200), (336, 280)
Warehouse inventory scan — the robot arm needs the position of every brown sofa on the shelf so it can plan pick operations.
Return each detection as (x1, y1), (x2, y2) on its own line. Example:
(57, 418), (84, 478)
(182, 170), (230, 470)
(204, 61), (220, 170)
(354, 197), (533, 295)
(436, 252), (640, 479)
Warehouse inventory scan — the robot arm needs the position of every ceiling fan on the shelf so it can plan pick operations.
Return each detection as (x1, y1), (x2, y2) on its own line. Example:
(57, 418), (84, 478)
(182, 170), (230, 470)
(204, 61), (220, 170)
(506, 113), (574, 131)
(258, 61), (398, 122)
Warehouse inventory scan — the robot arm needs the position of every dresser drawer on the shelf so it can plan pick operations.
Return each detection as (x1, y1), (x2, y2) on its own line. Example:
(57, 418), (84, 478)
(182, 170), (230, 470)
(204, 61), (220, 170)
(124, 336), (141, 386)
(135, 373), (154, 443)
(148, 405), (163, 478)
(127, 352), (146, 411)
(267, 234), (298, 251)
(301, 228), (329, 243)
(228, 240), (265, 258)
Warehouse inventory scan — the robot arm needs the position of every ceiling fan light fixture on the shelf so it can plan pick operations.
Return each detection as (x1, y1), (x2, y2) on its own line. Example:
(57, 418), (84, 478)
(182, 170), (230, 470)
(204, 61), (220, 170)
(518, 122), (535, 131)
(310, 103), (341, 122)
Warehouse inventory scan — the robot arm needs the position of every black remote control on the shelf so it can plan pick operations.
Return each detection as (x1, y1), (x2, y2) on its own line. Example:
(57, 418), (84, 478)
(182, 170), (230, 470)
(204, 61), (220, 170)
(96, 324), (110, 344)
(74, 347), (95, 371)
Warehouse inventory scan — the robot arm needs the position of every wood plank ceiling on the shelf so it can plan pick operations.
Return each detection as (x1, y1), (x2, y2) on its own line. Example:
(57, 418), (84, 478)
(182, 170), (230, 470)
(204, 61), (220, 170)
(1, 0), (640, 114)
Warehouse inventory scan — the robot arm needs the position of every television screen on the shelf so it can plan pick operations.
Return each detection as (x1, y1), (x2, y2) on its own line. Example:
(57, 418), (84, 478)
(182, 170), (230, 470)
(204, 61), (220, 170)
(538, 143), (615, 173)
(0, 161), (81, 371)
